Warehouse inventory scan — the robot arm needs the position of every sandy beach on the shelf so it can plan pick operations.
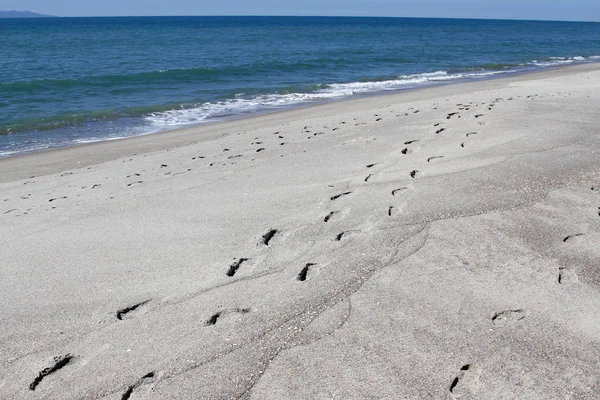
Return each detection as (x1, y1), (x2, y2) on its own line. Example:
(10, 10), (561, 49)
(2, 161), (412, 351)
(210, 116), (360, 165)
(1, 63), (600, 399)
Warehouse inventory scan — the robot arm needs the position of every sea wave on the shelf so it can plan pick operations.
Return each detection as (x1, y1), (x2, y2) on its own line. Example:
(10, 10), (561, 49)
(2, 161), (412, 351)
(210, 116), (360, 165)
(144, 69), (512, 128)
(144, 55), (598, 129)
(2, 54), (599, 158)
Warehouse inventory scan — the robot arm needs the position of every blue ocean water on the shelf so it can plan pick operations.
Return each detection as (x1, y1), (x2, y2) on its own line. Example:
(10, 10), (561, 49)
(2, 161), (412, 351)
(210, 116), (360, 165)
(1, 16), (599, 157)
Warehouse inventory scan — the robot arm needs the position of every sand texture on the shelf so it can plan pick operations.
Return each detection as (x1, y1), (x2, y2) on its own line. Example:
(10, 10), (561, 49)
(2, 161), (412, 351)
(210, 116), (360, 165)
(1, 64), (600, 399)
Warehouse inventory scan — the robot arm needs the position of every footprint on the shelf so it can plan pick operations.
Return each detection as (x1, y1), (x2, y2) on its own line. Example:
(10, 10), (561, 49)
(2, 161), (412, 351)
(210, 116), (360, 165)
(116, 300), (151, 321)
(334, 231), (348, 241)
(30, 354), (74, 391)
(260, 229), (278, 246)
(205, 308), (251, 327)
(391, 187), (407, 196)
(121, 372), (159, 400)
(492, 309), (528, 327)
(205, 311), (223, 326)
(334, 230), (360, 241)
(449, 364), (481, 398)
(331, 191), (352, 201)
(324, 211), (339, 223)
(427, 156), (444, 162)
(558, 267), (578, 285)
(297, 263), (315, 281)
(563, 233), (584, 243)
(226, 258), (250, 277)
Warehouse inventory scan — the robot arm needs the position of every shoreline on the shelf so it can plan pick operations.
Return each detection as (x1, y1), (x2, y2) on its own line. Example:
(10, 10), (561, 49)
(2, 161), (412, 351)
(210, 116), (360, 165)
(1, 61), (599, 182)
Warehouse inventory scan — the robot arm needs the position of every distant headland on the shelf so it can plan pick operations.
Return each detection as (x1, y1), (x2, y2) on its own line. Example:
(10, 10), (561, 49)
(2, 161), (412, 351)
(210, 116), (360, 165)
(0, 11), (56, 18)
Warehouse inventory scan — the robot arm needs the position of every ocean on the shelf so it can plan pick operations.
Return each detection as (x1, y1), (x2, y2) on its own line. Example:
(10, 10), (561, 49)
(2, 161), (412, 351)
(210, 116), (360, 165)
(1, 16), (599, 157)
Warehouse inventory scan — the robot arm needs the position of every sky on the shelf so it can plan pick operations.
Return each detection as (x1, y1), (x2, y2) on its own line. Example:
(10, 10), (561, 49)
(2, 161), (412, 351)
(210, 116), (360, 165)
(1, 0), (599, 22)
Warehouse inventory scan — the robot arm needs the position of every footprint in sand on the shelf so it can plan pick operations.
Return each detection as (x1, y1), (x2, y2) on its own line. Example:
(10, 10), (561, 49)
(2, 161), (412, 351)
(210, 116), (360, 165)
(449, 364), (482, 398)
(116, 300), (151, 321)
(323, 211), (339, 223)
(121, 371), (162, 400)
(563, 233), (584, 243)
(334, 229), (361, 242)
(297, 263), (316, 281)
(226, 258), (250, 277)
(29, 354), (75, 391)
(492, 309), (528, 327)
(427, 156), (444, 163)
(558, 267), (578, 285)
(204, 308), (252, 327)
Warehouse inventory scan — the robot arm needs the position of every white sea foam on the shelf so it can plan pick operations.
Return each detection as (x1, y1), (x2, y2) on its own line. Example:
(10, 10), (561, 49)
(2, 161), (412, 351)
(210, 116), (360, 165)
(144, 55), (600, 129)
(144, 69), (510, 129)
(73, 136), (128, 144)
(530, 55), (596, 67)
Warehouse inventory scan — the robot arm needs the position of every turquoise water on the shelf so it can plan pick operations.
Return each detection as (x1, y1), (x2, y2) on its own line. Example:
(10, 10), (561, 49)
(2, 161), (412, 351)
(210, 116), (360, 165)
(1, 16), (600, 157)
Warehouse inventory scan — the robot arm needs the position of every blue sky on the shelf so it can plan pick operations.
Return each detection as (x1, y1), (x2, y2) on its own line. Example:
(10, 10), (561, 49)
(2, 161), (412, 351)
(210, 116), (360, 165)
(2, 0), (599, 21)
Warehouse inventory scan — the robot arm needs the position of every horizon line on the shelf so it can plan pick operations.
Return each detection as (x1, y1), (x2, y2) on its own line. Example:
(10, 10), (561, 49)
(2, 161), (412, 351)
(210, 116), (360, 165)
(4, 13), (599, 24)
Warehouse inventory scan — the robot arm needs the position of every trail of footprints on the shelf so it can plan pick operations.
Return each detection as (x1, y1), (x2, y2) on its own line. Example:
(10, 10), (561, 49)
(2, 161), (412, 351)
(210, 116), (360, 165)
(21, 93), (591, 397)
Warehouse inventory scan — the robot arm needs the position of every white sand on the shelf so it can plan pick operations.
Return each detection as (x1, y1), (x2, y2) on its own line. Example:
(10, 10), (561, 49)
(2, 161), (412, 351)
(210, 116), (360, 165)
(1, 64), (600, 399)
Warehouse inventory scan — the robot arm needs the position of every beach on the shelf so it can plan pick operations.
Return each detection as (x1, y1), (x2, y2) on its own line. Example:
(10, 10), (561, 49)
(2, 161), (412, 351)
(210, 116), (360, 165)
(1, 63), (600, 399)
